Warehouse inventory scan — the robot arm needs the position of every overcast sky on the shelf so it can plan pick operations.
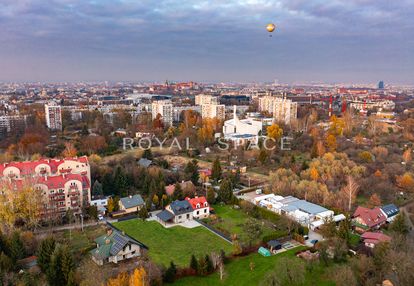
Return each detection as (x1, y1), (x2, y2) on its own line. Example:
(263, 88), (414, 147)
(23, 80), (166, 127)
(0, 0), (413, 84)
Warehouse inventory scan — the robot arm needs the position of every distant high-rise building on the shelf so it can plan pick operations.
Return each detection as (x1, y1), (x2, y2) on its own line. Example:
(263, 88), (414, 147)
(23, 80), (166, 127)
(258, 93), (297, 125)
(151, 100), (173, 126)
(195, 94), (219, 105)
(45, 102), (62, 131)
(201, 104), (225, 120)
(378, 81), (384, 89)
(195, 94), (224, 120)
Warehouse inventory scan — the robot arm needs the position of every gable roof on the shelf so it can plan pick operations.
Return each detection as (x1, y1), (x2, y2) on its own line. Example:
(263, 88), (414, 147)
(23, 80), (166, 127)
(380, 204), (399, 218)
(91, 228), (147, 260)
(353, 206), (387, 228)
(156, 210), (175, 222)
(120, 194), (144, 209)
(361, 232), (391, 245)
(186, 196), (208, 210)
(169, 200), (193, 215)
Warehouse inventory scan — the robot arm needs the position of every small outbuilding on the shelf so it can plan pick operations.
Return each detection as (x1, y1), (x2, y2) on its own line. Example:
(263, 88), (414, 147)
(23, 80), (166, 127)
(267, 240), (282, 253)
(258, 247), (271, 257)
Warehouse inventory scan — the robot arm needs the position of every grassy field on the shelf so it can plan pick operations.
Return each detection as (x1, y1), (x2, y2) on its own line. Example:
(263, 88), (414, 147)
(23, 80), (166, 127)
(113, 219), (233, 267)
(205, 205), (278, 244)
(173, 247), (335, 286)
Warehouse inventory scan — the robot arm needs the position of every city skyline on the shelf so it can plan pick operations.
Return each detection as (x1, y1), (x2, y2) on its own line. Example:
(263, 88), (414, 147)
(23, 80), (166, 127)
(0, 0), (413, 84)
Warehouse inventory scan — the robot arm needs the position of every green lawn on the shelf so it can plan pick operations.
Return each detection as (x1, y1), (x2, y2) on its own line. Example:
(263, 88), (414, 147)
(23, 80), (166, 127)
(173, 247), (335, 286)
(113, 219), (233, 267)
(205, 205), (277, 244)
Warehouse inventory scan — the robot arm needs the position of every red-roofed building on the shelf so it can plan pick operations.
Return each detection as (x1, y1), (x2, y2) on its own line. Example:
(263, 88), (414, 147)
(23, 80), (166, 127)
(0, 157), (91, 218)
(186, 196), (210, 219)
(361, 232), (391, 248)
(352, 206), (387, 233)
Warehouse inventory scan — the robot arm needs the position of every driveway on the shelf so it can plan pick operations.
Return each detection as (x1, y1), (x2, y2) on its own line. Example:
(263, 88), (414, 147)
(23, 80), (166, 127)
(305, 229), (324, 247)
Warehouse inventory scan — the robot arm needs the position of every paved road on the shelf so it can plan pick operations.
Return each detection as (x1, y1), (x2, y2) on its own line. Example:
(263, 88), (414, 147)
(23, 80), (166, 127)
(305, 230), (324, 247)
(34, 218), (117, 234)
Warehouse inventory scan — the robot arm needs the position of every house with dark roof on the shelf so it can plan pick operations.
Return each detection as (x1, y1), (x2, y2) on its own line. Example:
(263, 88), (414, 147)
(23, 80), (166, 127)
(380, 204), (399, 222)
(156, 200), (194, 225)
(90, 228), (147, 265)
(118, 194), (145, 214)
(352, 206), (387, 233)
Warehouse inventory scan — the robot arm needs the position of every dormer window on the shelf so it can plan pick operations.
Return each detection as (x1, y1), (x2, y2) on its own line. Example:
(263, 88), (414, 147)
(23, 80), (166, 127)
(196, 203), (200, 208)
(204, 202), (208, 207)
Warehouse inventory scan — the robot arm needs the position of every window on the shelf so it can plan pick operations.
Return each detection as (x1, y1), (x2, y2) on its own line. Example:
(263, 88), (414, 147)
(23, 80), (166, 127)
(178, 215), (182, 219)
(197, 211), (199, 215)
(204, 209), (207, 213)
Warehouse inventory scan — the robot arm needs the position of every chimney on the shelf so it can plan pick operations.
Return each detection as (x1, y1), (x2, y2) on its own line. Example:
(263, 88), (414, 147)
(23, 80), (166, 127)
(45, 176), (48, 181)
(129, 195), (132, 199)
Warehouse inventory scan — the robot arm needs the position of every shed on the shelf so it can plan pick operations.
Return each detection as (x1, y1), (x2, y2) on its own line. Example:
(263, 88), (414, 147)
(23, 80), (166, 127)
(267, 240), (282, 252)
(258, 247), (271, 257)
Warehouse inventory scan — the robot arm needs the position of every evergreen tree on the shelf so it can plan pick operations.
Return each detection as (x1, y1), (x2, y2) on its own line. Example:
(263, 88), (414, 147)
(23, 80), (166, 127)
(217, 178), (234, 204)
(211, 157), (222, 182)
(173, 182), (184, 201)
(205, 255), (214, 274)
(92, 180), (103, 197)
(190, 254), (199, 273)
(0, 252), (13, 273)
(184, 159), (199, 185)
(102, 172), (115, 196)
(142, 149), (153, 160)
(114, 166), (128, 196)
(9, 232), (25, 262)
(37, 237), (56, 273)
(164, 261), (177, 283)
(61, 246), (75, 284)
(47, 246), (65, 286)
(206, 188), (216, 205)
(389, 212), (409, 235)
(138, 207), (148, 220)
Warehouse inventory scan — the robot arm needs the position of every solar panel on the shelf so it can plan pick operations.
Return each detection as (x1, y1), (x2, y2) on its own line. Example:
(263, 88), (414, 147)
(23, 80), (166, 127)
(110, 232), (129, 255)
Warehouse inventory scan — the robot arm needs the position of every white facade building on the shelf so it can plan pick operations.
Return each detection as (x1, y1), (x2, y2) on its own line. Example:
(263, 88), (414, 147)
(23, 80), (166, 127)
(258, 94), (297, 125)
(222, 106), (263, 144)
(45, 102), (62, 131)
(151, 100), (173, 126)
(195, 94), (219, 105)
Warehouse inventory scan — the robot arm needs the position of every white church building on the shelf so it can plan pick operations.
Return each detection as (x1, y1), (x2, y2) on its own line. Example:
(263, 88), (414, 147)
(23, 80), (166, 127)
(222, 106), (263, 144)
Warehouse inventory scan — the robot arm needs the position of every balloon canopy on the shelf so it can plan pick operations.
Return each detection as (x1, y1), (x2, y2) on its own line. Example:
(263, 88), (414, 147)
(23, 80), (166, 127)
(266, 23), (276, 33)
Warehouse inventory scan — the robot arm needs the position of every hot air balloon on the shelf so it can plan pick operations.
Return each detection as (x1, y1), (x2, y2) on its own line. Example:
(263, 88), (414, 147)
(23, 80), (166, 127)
(266, 23), (276, 37)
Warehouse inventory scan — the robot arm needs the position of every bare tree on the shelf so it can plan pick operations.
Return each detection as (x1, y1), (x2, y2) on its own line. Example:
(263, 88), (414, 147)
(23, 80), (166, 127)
(341, 176), (359, 211)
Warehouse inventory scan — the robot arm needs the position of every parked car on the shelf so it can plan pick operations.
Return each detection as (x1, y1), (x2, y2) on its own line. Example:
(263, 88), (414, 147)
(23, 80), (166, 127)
(310, 239), (318, 245)
(303, 235), (309, 240)
(98, 214), (104, 221)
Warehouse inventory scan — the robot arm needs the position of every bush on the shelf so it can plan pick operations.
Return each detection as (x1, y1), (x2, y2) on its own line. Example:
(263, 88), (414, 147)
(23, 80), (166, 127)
(262, 231), (288, 243)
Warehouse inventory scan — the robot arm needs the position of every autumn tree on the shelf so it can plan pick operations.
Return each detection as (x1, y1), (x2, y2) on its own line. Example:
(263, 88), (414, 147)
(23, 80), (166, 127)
(402, 148), (412, 163)
(0, 180), (43, 230)
(106, 272), (129, 286)
(396, 173), (414, 192)
(61, 142), (77, 158)
(129, 267), (147, 286)
(266, 124), (283, 140)
(368, 193), (382, 207)
(325, 134), (337, 152)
